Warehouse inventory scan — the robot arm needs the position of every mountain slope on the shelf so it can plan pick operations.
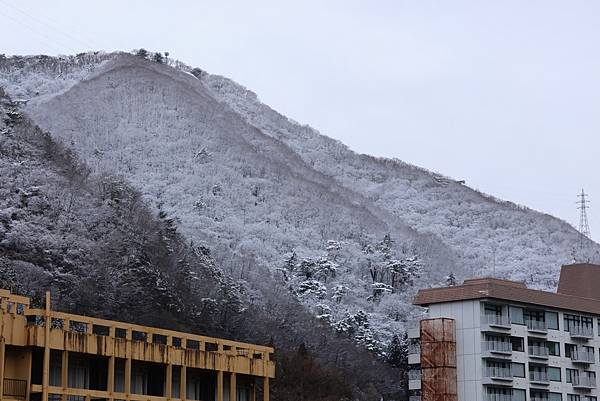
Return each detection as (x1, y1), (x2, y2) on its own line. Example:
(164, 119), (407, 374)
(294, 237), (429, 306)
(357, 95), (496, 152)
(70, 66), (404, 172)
(1, 51), (598, 353)
(203, 73), (600, 287)
(0, 88), (403, 401)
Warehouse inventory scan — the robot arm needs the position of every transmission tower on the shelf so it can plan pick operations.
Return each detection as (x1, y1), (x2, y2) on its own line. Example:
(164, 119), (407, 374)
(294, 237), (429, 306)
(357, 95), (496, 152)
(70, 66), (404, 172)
(576, 189), (591, 257)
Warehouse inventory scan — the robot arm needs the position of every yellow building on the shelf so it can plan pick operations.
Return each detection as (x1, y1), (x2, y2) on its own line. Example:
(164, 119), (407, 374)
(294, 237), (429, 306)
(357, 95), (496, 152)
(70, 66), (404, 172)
(0, 289), (275, 401)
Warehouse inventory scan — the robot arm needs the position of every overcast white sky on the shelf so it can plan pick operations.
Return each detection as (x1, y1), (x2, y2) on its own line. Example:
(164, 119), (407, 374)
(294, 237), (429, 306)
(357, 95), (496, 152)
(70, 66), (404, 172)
(1, 0), (598, 236)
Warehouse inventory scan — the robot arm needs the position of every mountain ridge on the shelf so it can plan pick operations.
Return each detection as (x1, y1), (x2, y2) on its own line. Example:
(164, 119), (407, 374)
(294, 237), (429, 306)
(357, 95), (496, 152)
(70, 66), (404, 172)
(1, 51), (598, 355)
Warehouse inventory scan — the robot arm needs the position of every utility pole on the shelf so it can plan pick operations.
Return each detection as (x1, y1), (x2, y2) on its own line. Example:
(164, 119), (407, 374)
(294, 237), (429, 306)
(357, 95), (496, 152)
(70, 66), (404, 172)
(576, 189), (591, 261)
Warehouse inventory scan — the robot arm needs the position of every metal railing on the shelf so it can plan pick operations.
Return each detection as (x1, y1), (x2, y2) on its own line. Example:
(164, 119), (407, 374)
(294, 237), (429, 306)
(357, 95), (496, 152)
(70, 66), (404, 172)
(483, 340), (512, 353)
(528, 345), (549, 358)
(573, 375), (597, 388)
(530, 395), (549, 401)
(569, 325), (594, 338)
(529, 371), (549, 382)
(526, 319), (548, 332)
(409, 396), (422, 401)
(484, 393), (513, 401)
(571, 350), (595, 363)
(3, 379), (27, 399)
(408, 370), (421, 381)
(484, 366), (512, 379)
(481, 314), (510, 327)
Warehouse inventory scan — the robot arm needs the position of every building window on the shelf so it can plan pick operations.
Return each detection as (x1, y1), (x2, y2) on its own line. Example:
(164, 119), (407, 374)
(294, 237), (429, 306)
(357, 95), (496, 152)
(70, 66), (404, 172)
(524, 309), (544, 322)
(485, 304), (502, 314)
(566, 368), (579, 383)
(487, 387), (512, 397)
(568, 395), (581, 401)
(546, 311), (559, 330)
(511, 336), (524, 352)
(585, 396), (597, 401)
(548, 341), (560, 356)
(549, 393), (563, 401)
(512, 389), (526, 401)
(512, 362), (525, 378)
(564, 314), (593, 331)
(548, 366), (561, 381)
(510, 306), (524, 325)
(584, 345), (595, 359)
(565, 343), (577, 358)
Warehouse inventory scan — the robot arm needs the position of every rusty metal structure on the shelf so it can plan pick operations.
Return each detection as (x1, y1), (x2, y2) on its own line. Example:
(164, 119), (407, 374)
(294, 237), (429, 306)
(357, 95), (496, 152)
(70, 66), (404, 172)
(420, 318), (457, 401)
(0, 289), (275, 401)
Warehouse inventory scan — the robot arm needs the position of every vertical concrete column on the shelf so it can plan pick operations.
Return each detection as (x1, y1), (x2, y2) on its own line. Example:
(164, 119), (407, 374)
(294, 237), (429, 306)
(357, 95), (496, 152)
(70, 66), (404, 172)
(166, 363), (173, 400)
(42, 291), (51, 401)
(25, 350), (33, 401)
(180, 366), (187, 401)
(263, 377), (269, 401)
(61, 350), (69, 401)
(0, 338), (5, 401)
(165, 335), (172, 400)
(107, 356), (115, 401)
(0, 297), (5, 401)
(108, 326), (115, 401)
(217, 370), (223, 401)
(229, 372), (237, 401)
(125, 328), (132, 398)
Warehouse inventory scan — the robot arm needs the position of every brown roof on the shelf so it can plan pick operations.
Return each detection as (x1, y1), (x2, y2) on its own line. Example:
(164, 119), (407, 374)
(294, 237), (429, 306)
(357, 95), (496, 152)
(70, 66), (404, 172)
(413, 269), (600, 315)
(558, 263), (600, 300)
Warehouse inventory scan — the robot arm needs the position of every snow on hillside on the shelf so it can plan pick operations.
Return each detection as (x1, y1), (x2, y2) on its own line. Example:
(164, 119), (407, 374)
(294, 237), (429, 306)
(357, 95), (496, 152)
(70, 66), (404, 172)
(201, 72), (600, 288)
(1, 52), (598, 355)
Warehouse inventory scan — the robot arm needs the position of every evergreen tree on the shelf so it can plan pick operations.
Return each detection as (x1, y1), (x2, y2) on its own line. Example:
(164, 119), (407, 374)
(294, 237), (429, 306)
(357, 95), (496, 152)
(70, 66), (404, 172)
(153, 52), (164, 63)
(446, 272), (457, 286)
(136, 48), (148, 58)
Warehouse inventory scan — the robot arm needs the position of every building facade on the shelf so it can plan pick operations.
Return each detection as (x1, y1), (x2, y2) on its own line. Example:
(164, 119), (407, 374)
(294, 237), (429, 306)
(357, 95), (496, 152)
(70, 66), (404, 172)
(408, 263), (600, 401)
(0, 289), (275, 401)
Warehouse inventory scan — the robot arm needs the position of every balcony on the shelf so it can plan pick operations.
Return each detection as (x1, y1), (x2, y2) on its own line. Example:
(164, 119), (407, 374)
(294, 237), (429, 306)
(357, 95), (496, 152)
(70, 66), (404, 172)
(571, 350), (595, 364)
(573, 375), (597, 389)
(408, 369), (421, 389)
(409, 396), (421, 401)
(408, 343), (421, 355)
(483, 367), (513, 384)
(482, 341), (512, 360)
(526, 319), (548, 334)
(528, 345), (549, 360)
(484, 394), (514, 401)
(408, 378), (421, 391)
(408, 370), (421, 381)
(529, 371), (549, 384)
(408, 327), (420, 339)
(408, 343), (420, 365)
(569, 325), (594, 340)
(481, 314), (511, 331)
(3, 378), (27, 400)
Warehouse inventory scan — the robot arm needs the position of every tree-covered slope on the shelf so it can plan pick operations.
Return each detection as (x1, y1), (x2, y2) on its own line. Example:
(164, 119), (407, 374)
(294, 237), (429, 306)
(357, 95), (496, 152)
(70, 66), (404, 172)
(3, 53), (458, 350)
(1, 50), (598, 364)
(0, 88), (403, 401)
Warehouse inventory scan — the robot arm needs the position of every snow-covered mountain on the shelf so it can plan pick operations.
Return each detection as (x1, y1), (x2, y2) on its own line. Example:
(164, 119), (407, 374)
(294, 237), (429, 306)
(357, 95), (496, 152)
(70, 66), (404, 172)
(1, 51), (598, 353)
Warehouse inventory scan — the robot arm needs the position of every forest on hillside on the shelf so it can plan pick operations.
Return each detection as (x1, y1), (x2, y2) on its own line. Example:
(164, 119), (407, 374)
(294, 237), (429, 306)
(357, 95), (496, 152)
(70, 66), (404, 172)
(0, 88), (407, 400)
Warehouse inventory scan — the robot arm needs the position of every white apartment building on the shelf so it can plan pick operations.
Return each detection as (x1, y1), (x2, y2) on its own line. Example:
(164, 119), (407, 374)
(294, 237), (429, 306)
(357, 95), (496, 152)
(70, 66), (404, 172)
(408, 263), (600, 401)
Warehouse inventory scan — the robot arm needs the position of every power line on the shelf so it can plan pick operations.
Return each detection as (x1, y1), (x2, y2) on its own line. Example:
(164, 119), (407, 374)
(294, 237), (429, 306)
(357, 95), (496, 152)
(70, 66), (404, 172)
(0, 0), (100, 51)
(0, 7), (73, 54)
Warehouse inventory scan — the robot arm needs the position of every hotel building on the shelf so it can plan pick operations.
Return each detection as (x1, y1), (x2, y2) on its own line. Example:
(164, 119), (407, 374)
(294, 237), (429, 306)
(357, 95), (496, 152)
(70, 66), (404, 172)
(408, 263), (600, 401)
(0, 289), (275, 401)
